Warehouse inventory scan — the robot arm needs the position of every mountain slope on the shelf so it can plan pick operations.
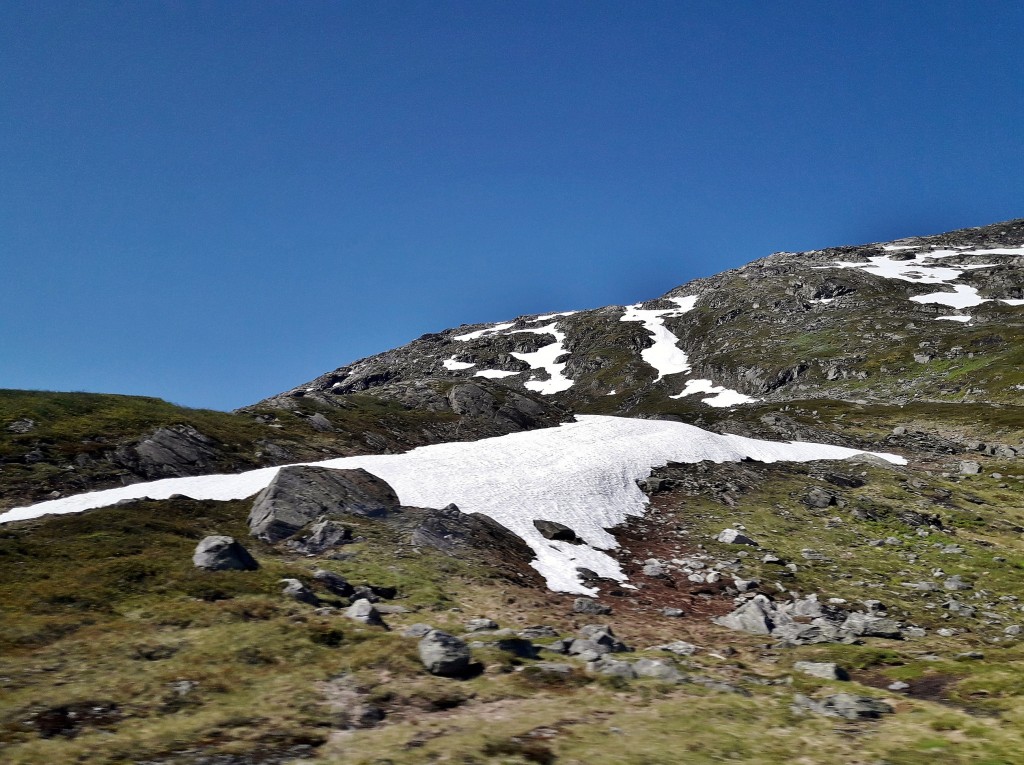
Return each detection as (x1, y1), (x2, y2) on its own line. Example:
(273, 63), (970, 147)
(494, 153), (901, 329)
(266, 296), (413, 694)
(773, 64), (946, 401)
(3, 218), (1024, 765)
(261, 218), (1024, 419)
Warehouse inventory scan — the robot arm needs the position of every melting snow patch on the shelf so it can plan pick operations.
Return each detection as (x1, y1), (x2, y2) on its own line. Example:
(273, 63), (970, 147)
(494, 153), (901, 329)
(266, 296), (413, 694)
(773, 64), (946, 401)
(935, 315), (971, 323)
(1002, 299), (1024, 306)
(670, 379), (758, 408)
(443, 357), (475, 370)
(475, 369), (520, 379)
(0, 416), (905, 595)
(510, 322), (574, 394)
(910, 285), (987, 309)
(619, 296), (698, 380)
(453, 322), (516, 341)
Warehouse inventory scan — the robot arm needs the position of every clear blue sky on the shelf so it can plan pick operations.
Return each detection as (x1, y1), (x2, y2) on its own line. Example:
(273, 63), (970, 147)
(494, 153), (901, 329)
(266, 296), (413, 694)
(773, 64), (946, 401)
(3, 1), (1022, 411)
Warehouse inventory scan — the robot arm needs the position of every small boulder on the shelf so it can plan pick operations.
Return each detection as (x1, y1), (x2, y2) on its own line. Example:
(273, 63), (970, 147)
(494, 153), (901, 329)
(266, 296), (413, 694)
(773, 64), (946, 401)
(419, 630), (472, 677)
(192, 536), (259, 571)
(716, 528), (758, 546)
(402, 623), (434, 638)
(280, 578), (320, 606)
(573, 598), (612, 615)
(959, 461), (982, 475)
(313, 569), (355, 598)
(632, 658), (685, 682)
(465, 618), (499, 632)
(533, 519), (580, 542)
(793, 693), (892, 720)
(793, 661), (848, 681)
(345, 599), (387, 628)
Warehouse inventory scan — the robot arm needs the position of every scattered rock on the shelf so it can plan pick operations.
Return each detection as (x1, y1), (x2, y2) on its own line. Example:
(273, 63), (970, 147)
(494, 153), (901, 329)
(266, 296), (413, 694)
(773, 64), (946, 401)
(288, 518), (353, 555)
(959, 461), (982, 475)
(792, 693), (892, 720)
(573, 598), (612, 615)
(280, 578), (321, 606)
(312, 569), (354, 598)
(403, 623), (434, 638)
(465, 618), (499, 632)
(419, 630), (472, 677)
(793, 661), (848, 681)
(655, 641), (700, 656)
(345, 599), (387, 628)
(661, 607), (685, 618)
(716, 528), (758, 546)
(192, 535), (259, 571)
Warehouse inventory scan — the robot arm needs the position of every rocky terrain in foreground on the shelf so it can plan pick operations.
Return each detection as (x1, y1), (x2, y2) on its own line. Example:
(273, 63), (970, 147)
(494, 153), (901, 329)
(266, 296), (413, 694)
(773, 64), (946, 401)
(1, 218), (1023, 765)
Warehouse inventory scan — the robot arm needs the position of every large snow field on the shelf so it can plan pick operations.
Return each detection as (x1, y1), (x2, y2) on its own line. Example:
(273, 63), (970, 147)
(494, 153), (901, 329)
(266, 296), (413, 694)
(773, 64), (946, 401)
(0, 415), (904, 594)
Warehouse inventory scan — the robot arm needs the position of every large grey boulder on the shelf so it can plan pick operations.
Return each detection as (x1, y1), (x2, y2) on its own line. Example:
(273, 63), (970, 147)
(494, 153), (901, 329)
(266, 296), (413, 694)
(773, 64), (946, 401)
(192, 536), (259, 571)
(419, 630), (472, 677)
(249, 466), (400, 542)
(533, 519), (579, 542)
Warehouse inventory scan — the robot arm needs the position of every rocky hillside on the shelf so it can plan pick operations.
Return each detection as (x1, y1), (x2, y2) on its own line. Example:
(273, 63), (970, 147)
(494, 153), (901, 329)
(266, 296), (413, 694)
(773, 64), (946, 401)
(260, 218), (1024, 419)
(2, 218), (1024, 765)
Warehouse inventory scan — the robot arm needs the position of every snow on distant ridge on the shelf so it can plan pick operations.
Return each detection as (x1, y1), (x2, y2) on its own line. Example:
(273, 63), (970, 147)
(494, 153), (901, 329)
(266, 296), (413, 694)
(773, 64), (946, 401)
(0, 415), (904, 595)
(823, 244), (1023, 309)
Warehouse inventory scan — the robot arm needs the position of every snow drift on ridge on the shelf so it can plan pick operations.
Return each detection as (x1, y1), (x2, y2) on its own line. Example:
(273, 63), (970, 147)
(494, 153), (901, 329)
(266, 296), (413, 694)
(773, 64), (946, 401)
(0, 415), (905, 594)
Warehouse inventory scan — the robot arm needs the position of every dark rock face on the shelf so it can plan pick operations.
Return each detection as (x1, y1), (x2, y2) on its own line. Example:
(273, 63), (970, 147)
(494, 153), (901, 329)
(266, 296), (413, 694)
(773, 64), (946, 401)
(533, 519), (579, 542)
(192, 536), (259, 571)
(248, 466), (400, 542)
(115, 425), (222, 480)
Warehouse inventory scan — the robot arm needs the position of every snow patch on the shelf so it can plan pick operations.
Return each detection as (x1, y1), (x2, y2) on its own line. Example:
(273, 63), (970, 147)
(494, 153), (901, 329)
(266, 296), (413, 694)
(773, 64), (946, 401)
(935, 315), (971, 323)
(0, 416), (905, 595)
(510, 322), (574, 394)
(443, 357), (475, 370)
(619, 296), (698, 380)
(910, 284), (987, 309)
(670, 379), (758, 408)
(474, 369), (520, 379)
(453, 322), (515, 341)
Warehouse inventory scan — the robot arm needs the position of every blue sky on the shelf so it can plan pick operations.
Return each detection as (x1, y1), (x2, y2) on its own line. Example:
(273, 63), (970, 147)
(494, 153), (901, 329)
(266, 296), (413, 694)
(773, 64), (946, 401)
(3, 1), (1022, 410)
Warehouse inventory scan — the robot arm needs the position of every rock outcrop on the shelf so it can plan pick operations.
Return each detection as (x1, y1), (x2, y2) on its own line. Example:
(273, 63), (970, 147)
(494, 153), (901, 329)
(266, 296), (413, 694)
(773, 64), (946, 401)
(249, 466), (400, 542)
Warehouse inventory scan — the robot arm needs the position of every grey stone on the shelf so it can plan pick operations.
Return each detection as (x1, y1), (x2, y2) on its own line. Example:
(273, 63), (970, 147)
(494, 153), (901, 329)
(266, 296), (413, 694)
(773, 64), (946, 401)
(573, 597), (612, 615)
(519, 625), (559, 639)
(402, 623), (434, 638)
(313, 569), (354, 598)
(805, 488), (835, 508)
(959, 461), (982, 475)
(289, 518), (353, 554)
(793, 661), (848, 681)
(114, 424), (221, 480)
(418, 630), (472, 677)
(632, 658), (684, 682)
(529, 662), (573, 674)
(280, 578), (320, 606)
(465, 618), (499, 632)
(944, 575), (972, 591)
(655, 641), (700, 656)
(192, 535), (259, 571)
(841, 612), (903, 639)
(716, 528), (758, 546)
(249, 465), (399, 542)
(713, 594), (774, 635)
(345, 598), (387, 627)
(589, 657), (637, 680)
(661, 607), (685, 618)
(643, 560), (670, 578)
(793, 693), (893, 720)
